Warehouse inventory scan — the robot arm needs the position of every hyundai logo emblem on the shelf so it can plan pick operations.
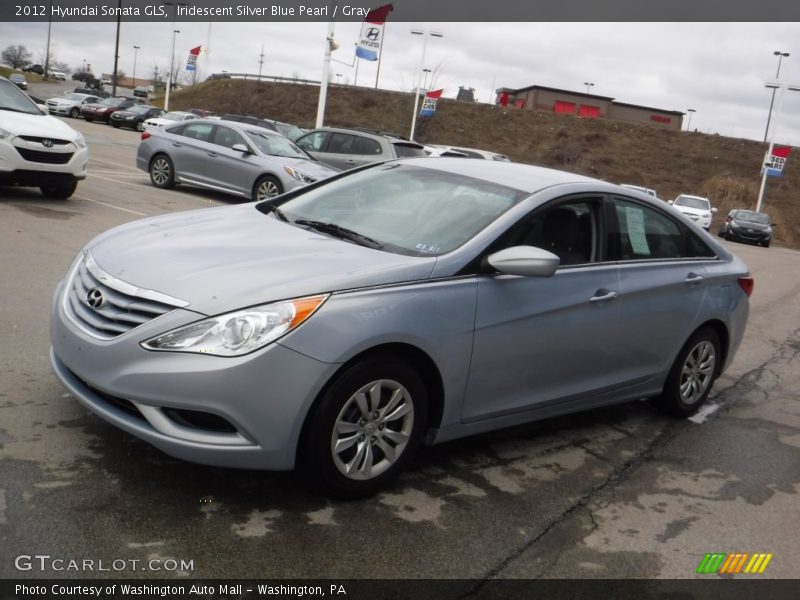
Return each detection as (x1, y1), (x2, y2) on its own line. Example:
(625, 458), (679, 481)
(366, 27), (380, 41)
(86, 288), (105, 309)
(41, 139), (54, 148)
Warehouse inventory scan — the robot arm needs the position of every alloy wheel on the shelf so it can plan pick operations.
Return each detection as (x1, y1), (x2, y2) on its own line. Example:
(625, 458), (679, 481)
(151, 158), (171, 186)
(256, 179), (280, 200)
(679, 340), (716, 405)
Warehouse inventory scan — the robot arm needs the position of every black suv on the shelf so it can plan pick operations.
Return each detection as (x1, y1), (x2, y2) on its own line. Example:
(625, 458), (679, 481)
(718, 210), (774, 247)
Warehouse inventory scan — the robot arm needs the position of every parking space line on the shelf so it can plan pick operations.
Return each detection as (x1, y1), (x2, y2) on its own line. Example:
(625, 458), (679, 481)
(73, 194), (148, 216)
(87, 173), (149, 187)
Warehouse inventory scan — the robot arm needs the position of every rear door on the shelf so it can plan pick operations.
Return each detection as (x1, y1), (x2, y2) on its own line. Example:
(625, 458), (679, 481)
(167, 121), (217, 186)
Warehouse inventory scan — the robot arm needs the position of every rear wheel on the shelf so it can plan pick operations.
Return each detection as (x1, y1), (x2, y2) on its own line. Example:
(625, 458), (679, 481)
(252, 175), (283, 202)
(656, 327), (721, 417)
(84, 117), (93, 122)
(763, 240), (771, 248)
(300, 356), (428, 497)
(149, 154), (175, 189)
(69, 107), (79, 118)
(40, 181), (77, 200)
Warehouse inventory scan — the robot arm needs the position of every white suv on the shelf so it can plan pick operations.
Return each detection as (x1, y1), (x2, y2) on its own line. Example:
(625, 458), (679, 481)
(0, 76), (88, 199)
(669, 194), (717, 230)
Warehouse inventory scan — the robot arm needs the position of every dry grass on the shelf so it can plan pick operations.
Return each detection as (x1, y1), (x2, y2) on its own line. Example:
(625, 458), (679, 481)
(171, 80), (800, 249)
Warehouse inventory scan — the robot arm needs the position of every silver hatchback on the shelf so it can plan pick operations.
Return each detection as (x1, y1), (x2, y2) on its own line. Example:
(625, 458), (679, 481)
(136, 119), (340, 201)
(50, 159), (751, 496)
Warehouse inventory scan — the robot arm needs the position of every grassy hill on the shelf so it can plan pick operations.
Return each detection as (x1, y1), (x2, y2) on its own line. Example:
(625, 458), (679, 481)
(170, 79), (799, 249)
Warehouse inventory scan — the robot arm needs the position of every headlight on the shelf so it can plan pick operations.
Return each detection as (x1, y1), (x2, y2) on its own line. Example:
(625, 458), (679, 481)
(74, 132), (86, 148)
(141, 294), (328, 357)
(0, 127), (11, 140)
(284, 165), (316, 184)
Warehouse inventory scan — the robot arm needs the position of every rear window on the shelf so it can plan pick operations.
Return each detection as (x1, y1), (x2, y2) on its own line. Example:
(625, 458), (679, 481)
(393, 143), (427, 158)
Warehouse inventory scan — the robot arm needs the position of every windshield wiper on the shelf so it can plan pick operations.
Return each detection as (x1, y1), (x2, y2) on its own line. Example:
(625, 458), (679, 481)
(293, 219), (383, 249)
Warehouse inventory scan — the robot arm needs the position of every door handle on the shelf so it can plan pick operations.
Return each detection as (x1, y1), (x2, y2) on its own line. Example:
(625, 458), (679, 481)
(207, 152), (217, 158)
(171, 142), (182, 147)
(589, 290), (618, 303)
(345, 159), (357, 164)
(684, 273), (704, 284)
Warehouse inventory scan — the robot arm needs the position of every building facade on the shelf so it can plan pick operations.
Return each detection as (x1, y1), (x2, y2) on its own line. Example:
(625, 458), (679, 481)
(496, 85), (684, 131)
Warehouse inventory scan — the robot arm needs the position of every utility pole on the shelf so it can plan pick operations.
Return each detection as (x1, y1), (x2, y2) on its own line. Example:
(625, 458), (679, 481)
(258, 44), (264, 81)
(112, 0), (121, 95)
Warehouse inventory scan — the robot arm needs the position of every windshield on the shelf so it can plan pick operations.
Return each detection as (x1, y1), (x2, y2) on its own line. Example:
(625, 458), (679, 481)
(264, 163), (528, 256)
(735, 210), (769, 224)
(128, 105), (153, 115)
(102, 97), (126, 107)
(674, 195), (710, 210)
(274, 122), (305, 141)
(163, 111), (188, 120)
(64, 93), (87, 101)
(0, 78), (41, 115)
(393, 143), (427, 158)
(247, 131), (311, 159)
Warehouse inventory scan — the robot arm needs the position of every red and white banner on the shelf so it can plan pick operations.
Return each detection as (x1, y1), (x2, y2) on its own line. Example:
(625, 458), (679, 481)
(764, 145), (791, 177)
(420, 89), (444, 117)
(185, 46), (202, 72)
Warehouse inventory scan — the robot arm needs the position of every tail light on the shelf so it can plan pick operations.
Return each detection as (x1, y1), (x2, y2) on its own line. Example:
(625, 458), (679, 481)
(737, 277), (754, 297)
(141, 131), (151, 141)
(725, 216), (733, 223)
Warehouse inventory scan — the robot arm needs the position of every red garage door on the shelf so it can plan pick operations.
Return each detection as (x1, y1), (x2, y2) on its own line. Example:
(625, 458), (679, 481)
(554, 100), (576, 114)
(579, 104), (600, 118)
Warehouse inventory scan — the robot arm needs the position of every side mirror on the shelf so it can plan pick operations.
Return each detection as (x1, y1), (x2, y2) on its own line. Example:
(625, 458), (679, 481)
(231, 143), (250, 154)
(37, 104), (48, 113)
(711, 207), (718, 213)
(668, 200), (674, 205)
(486, 245), (560, 278)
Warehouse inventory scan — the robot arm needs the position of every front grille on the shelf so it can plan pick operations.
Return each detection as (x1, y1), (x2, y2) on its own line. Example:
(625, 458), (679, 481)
(18, 135), (71, 145)
(16, 148), (73, 164)
(65, 255), (181, 339)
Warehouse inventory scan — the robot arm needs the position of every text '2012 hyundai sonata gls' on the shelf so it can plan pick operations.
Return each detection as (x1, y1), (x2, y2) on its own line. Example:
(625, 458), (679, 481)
(50, 159), (752, 495)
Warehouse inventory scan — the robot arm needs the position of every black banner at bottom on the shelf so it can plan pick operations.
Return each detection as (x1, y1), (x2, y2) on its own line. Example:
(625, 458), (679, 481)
(2, 579), (799, 600)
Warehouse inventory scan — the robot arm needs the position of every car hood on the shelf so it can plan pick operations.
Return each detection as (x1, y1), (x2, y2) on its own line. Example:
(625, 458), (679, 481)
(86, 204), (437, 315)
(733, 219), (770, 231)
(5, 112), (79, 140)
(674, 205), (710, 216)
(111, 110), (141, 118)
(276, 156), (341, 179)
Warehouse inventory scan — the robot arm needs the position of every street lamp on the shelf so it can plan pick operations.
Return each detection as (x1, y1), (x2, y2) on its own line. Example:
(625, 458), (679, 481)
(82, 59), (86, 72)
(686, 108), (696, 131)
(764, 51), (789, 142)
(757, 80), (800, 212)
(584, 82), (595, 94)
(422, 68), (432, 92)
(162, 0), (187, 111)
(132, 45), (140, 88)
(409, 29), (444, 140)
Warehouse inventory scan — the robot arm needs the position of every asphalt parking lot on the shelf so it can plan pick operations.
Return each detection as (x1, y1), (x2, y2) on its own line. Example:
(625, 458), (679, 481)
(1, 114), (799, 580)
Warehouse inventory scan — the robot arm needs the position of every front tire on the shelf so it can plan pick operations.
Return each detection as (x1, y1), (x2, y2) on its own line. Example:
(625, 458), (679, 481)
(69, 107), (79, 118)
(300, 356), (428, 497)
(136, 121), (145, 132)
(656, 327), (721, 417)
(252, 175), (283, 202)
(40, 181), (77, 200)
(149, 154), (175, 189)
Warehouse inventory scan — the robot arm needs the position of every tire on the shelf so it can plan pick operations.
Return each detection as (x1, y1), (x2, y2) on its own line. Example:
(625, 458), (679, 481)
(136, 121), (145, 132)
(69, 107), (79, 118)
(84, 117), (93, 122)
(40, 181), (77, 200)
(656, 327), (721, 418)
(763, 241), (771, 248)
(252, 175), (283, 202)
(111, 122), (120, 128)
(300, 356), (428, 497)
(149, 154), (175, 189)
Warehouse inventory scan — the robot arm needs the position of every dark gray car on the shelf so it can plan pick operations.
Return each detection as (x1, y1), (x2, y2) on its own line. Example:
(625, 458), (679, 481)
(136, 119), (340, 201)
(295, 127), (427, 170)
(50, 159), (751, 496)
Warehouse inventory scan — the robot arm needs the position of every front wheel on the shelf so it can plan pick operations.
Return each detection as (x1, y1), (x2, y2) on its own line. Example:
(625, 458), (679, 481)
(40, 181), (77, 200)
(149, 154), (175, 189)
(69, 107), (79, 118)
(300, 356), (428, 497)
(136, 121), (145, 132)
(656, 327), (721, 417)
(252, 175), (283, 202)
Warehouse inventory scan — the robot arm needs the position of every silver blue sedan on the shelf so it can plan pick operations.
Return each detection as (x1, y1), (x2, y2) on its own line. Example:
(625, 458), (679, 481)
(50, 159), (751, 495)
(136, 119), (340, 201)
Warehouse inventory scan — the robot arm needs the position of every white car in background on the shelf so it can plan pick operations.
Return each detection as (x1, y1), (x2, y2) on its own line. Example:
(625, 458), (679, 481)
(142, 110), (198, 132)
(427, 144), (510, 161)
(49, 71), (67, 81)
(0, 75), (88, 199)
(620, 184), (659, 199)
(46, 92), (103, 118)
(669, 194), (717, 230)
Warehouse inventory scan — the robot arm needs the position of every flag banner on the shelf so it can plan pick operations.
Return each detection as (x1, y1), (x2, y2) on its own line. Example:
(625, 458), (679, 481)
(420, 89), (444, 117)
(355, 4), (393, 61)
(763, 145), (791, 177)
(185, 46), (201, 71)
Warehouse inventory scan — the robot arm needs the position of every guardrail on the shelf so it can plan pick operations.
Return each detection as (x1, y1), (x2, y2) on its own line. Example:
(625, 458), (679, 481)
(207, 73), (321, 86)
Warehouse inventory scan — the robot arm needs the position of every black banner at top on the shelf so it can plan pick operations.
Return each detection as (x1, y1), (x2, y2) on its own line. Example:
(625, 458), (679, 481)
(2, 0), (799, 22)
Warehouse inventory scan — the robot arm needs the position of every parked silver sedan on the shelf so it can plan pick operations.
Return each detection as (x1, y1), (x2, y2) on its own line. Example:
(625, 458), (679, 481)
(50, 159), (751, 496)
(136, 119), (340, 201)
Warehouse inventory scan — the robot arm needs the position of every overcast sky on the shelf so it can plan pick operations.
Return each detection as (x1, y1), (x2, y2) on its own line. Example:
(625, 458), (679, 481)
(2, 21), (799, 146)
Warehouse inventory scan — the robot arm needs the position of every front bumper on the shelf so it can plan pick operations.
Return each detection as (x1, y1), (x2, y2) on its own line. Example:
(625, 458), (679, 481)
(50, 280), (340, 470)
(727, 227), (771, 244)
(0, 139), (88, 182)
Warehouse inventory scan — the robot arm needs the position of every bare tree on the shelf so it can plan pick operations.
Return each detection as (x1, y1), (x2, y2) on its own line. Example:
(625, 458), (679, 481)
(2, 45), (32, 69)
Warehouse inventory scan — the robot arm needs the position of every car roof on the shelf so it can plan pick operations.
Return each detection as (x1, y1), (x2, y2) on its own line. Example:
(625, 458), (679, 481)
(179, 118), (285, 138)
(675, 194), (709, 200)
(398, 157), (600, 193)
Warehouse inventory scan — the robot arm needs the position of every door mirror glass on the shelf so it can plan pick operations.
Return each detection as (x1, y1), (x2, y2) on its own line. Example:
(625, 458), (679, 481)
(487, 245), (560, 277)
(231, 143), (250, 153)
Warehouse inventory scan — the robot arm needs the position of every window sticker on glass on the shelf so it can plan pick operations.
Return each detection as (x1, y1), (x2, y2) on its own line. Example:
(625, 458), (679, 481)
(624, 206), (651, 256)
(415, 243), (441, 254)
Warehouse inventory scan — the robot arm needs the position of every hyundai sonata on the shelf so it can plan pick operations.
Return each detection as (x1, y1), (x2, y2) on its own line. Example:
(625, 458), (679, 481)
(50, 159), (751, 495)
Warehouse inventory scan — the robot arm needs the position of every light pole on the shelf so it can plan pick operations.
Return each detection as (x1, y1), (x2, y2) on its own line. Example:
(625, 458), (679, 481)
(764, 51), (790, 142)
(409, 29), (444, 141)
(82, 59), (86, 73)
(132, 45), (140, 88)
(686, 108), (696, 131)
(162, 0), (187, 111)
(422, 68), (432, 92)
(757, 81), (800, 212)
(336, 73), (342, 84)
(584, 82), (594, 94)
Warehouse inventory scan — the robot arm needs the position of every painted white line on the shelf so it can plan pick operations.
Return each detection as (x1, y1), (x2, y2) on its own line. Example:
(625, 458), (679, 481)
(688, 398), (724, 424)
(73, 194), (148, 216)
(88, 159), (140, 171)
(87, 173), (149, 187)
